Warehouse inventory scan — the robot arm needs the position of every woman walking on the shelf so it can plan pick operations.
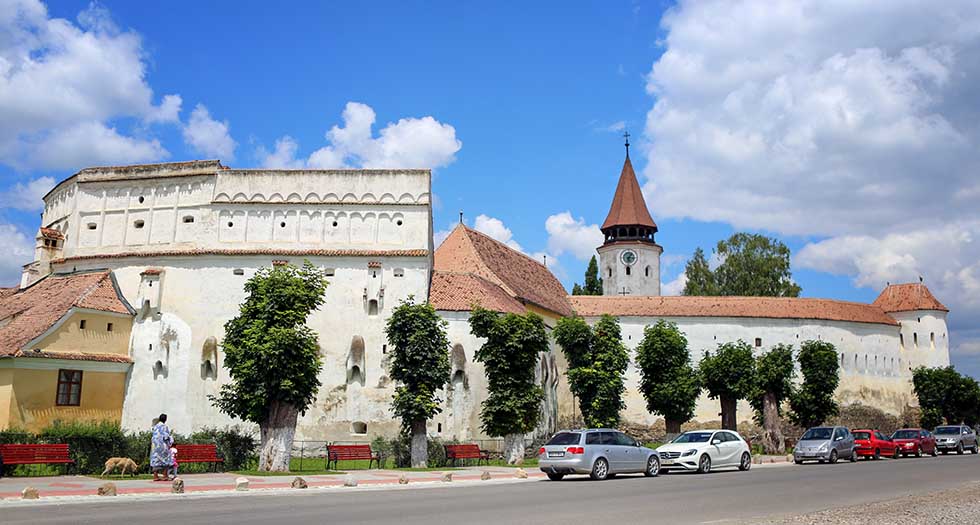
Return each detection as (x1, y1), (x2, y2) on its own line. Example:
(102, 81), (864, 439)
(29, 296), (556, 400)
(150, 414), (174, 481)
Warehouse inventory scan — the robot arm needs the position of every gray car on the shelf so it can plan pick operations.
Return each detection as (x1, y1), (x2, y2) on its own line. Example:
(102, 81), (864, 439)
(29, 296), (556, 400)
(538, 429), (660, 481)
(793, 426), (857, 464)
(934, 425), (979, 454)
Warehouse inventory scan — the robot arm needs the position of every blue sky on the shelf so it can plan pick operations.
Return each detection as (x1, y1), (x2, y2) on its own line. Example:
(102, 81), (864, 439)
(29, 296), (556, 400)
(3, 1), (980, 376)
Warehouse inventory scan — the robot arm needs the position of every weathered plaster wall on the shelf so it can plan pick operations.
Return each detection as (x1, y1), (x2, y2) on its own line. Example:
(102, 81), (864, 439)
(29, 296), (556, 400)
(598, 241), (662, 296)
(0, 369), (12, 430)
(3, 367), (127, 432)
(35, 312), (132, 357)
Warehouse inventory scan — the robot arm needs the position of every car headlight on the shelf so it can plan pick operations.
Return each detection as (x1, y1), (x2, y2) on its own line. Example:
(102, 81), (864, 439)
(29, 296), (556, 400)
(682, 449), (697, 457)
(818, 443), (828, 452)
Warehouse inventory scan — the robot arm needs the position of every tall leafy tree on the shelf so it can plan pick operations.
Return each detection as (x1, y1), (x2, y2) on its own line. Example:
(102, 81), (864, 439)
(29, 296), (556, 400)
(684, 233), (801, 297)
(682, 248), (717, 296)
(470, 307), (548, 463)
(750, 344), (796, 454)
(635, 320), (702, 434)
(212, 261), (327, 471)
(385, 298), (451, 468)
(553, 315), (630, 428)
(789, 340), (841, 429)
(699, 341), (757, 430)
(572, 255), (604, 296)
(913, 366), (980, 427)
(571, 283), (584, 295)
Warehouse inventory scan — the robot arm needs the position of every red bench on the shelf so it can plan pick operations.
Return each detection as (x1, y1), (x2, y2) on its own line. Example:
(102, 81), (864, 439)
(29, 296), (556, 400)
(0, 444), (74, 477)
(174, 444), (224, 472)
(326, 444), (381, 470)
(445, 444), (491, 466)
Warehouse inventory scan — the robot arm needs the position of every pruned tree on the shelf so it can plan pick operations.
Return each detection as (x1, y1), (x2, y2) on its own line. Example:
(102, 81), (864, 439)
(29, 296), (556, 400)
(699, 340), (756, 430)
(553, 315), (629, 428)
(635, 320), (702, 434)
(470, 307), (547, 464)
(789, 340), (841, 429)
(211, 261), (327, 472)
(385, 298), (451, 468)
(750, 344), (795, 454)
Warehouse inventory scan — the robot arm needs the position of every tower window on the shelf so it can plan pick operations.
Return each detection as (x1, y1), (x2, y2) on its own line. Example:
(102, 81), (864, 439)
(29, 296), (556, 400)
(625, 266), (631, 276)
(133, 220), (145, 229)
(182, 216), (194, 224)
(87, 223), (97, 230)
(280, 221), (286, 228)
(394, 268), (404, 277)
(914, 333), (918, 348)
(645, 266), (650, 277)
(138, 196), (145, 204)
(396, 219), (403, 226)
(607, 268), (612, 278)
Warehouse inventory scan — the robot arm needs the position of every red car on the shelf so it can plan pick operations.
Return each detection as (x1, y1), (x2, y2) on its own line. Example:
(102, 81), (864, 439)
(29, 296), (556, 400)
(891, 428), (938, 457)
(852, 429), (899, 459)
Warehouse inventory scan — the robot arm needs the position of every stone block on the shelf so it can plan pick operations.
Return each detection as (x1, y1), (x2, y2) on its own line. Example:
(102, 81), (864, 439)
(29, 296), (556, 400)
(22, 486), (39, 500)
(97, 482), (117, 496)
(291, 477), (308, 489)
(441, 472), (453, 482)
(235, 477), (249, 491)
(344, 475), (357, 487)
(398, 474), (409, 485)
(172, 477), (185, 494)
(481, 471), (492, 481)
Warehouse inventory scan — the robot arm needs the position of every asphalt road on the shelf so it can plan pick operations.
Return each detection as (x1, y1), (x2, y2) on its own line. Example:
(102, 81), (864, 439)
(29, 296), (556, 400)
(7, 454), (980, 524)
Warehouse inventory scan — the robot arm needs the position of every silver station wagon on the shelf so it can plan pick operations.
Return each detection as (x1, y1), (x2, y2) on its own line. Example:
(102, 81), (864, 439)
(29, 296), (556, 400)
(538, 429), (661, 481)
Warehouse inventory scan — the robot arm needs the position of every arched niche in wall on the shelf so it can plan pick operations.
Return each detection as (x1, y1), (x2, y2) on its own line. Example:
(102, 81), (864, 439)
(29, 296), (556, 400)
(201, 336), (219, 380)
(347, 336), (366, 387)
(450, 343), (468, 390)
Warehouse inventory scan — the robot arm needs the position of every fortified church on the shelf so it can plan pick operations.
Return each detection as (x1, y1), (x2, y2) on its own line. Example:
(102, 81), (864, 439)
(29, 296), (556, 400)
(0, 148), (950, 440)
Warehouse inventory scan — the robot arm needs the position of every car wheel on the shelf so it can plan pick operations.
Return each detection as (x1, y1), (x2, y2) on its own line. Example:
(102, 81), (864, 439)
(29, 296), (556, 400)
(739, 452), (751, 471)
(697, 454), (711, 474)
(849, 450), (857, 462)
(957, 443), (964, 455)
(546, 473), (564, 481)
(590, 458), (609, 481)
(972, 444), (978, 454)
(931, 447), (938, 457)
(873, 449), (881, 460)
(644, 455), (660, 477)
(915, 446), (922, 458)
(892, 448), (900, 460)
(829, 450), (838, 464)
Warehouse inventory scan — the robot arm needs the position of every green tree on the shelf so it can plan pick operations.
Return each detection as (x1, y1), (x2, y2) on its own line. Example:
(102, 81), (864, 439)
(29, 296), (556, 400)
(572, 255), (604, 296)
(211, 261), (327, 471)
(750, 344), (796, 454)
(682, 248), (717, 296)
(789, 340), (841, 429)
(385, 298), (452, 468)
(913, 366), (980, 427)
(634, 320), (702, 434)
(553, 315), (630, 428)
(571, 283), (584, 295)
(470, 307), (548, 463)
(700, 341), (756, 430)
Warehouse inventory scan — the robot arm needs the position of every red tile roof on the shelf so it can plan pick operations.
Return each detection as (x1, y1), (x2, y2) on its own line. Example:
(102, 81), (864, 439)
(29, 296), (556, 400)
(429, 271), (526, 315)
(873, 283), (948, 313)
(433, 225), (573, 317)
(601, 155), (657, 231)
(569, 295), (900, 326)
(39, 227), (64, 240)
(0, 270), (135, 360)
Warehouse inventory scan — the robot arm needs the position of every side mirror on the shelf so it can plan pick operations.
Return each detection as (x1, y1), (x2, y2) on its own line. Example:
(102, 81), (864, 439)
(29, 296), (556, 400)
(834, 436), (843, 442)
(634, 440), (641, 447)
(711, 439), (721, 445)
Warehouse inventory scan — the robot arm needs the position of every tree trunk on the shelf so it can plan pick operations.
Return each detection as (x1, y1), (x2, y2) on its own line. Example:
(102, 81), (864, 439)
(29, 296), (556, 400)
(503, 433), (525, 465)
(720, 396), (737, 431)
(665, 418), (682, 436)
(761, 392), (785, 455)
(410, 419), (428, 468)
(259, 401), (299, 472)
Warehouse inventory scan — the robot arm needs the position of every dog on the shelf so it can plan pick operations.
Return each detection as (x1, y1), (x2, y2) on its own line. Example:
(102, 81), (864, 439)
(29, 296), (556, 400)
(101, 457), (139, 478)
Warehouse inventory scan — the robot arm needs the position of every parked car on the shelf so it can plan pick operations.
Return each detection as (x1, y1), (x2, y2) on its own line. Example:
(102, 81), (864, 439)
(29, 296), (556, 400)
(890, 428), (937, 457)
(793, 426), (857, 464)
(852, 429), (899, 459)
(538, 429), (660, 481)
(934, 425), (979, 455)
(655, 429), (752, 474)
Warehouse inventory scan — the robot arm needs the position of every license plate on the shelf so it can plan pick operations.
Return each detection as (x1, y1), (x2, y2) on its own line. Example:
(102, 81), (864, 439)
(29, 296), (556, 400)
(661, 459), (674, 465)
(548, 451), (564, 458)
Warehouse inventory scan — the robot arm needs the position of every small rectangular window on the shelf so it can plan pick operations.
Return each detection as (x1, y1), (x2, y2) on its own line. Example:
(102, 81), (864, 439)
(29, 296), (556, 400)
(324, 268), (336, 277)
(754, 337), (762, 347)
(233, 269), (245, 276)
(107, 323), (113, 332)
(79, 320), (87, 329)
(393, 268), (405, 277)
(56, 369), (83, 406)
(182, 216), (195, 223)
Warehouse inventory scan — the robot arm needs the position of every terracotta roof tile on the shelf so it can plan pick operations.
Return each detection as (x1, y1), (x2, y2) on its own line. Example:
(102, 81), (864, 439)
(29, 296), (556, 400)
(873, 283), (948, 313)
(434, 225), (573, 317)
(39, 227), (64, 240)
(569, 295), (900, 326)
(54, 248), (428, 264)
(601, 155), (657, 231)
(429, 271), (526, 315)
(0, 271), (134, 358)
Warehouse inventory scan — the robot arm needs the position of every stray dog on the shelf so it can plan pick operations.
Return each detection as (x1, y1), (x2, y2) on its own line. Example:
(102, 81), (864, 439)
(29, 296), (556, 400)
(101, 457), (139, 478)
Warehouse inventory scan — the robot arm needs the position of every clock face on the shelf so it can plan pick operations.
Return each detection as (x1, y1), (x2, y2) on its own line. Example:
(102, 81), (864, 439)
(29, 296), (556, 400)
(620, 250), (637, 266)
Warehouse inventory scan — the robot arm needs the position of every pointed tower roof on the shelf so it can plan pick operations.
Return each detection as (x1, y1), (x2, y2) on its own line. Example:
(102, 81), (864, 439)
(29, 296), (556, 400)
(873, 282), (949, 313)
(601, 154), (657, 232)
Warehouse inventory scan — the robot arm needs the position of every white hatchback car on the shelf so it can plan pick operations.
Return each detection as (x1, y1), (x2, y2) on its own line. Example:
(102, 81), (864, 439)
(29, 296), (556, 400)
(655, 429), (752, 474)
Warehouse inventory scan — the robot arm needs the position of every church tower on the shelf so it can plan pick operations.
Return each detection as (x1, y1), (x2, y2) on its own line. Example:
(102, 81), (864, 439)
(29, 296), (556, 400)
(597, 138), (662, 296)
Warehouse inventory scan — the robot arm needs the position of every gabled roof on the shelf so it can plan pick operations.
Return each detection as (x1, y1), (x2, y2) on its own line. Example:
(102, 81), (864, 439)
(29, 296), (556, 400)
(0, 270), (135, 362)
(433, 225), (573, 317)
(873, 283), (948, 313)
(601, 155), (657, 231)
(569, 295), (900, 326)
(429, 271), (526, 315)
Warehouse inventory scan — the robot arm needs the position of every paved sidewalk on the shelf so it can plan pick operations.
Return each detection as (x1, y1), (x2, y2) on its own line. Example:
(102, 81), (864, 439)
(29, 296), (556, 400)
(0, 466), (543, 500)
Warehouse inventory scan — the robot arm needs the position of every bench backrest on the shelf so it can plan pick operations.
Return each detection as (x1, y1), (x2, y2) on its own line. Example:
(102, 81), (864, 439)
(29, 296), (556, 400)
(328, 444), (375, 459)
(445, 444), (482, 457)
(0, 444), (72, 463)
(174, 444), (221, 462)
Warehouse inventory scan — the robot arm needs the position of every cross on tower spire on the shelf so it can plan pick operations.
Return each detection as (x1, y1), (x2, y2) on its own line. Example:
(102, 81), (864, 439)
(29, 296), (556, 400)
(623, 130), (631, 157)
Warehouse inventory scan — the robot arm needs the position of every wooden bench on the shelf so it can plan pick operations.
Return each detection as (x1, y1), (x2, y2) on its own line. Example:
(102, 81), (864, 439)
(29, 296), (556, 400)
(445, 444), (491, 466)
(326, 444), (381, 470)
(0, 444), (74, 477)
(173, 444), (224, 472)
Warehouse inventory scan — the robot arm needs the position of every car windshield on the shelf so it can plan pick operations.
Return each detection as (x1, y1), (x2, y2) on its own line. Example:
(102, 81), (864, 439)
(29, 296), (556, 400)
(935, 426), (960, 435)
(546, 432), (581, 446)
(801, 428), (833, 440)
(852, 431), (870, 440)
(892, 430), (918, 439)
(672, 432), (712, 443)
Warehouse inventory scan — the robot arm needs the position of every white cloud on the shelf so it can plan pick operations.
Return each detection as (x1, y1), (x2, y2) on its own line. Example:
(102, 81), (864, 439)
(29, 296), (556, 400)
(0, 175), (54, 211)
(0, 223), (33, 286)
(473, 214), (523, 252)
(0, 0), (180, 169)
(544, 211), (603, 260)
(260, 102), (461, 170)
(433, 228), (452, 248)
(183, 104), (236, 160)
(642, 0), (980, 370)
(662, 272), (687, 296)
